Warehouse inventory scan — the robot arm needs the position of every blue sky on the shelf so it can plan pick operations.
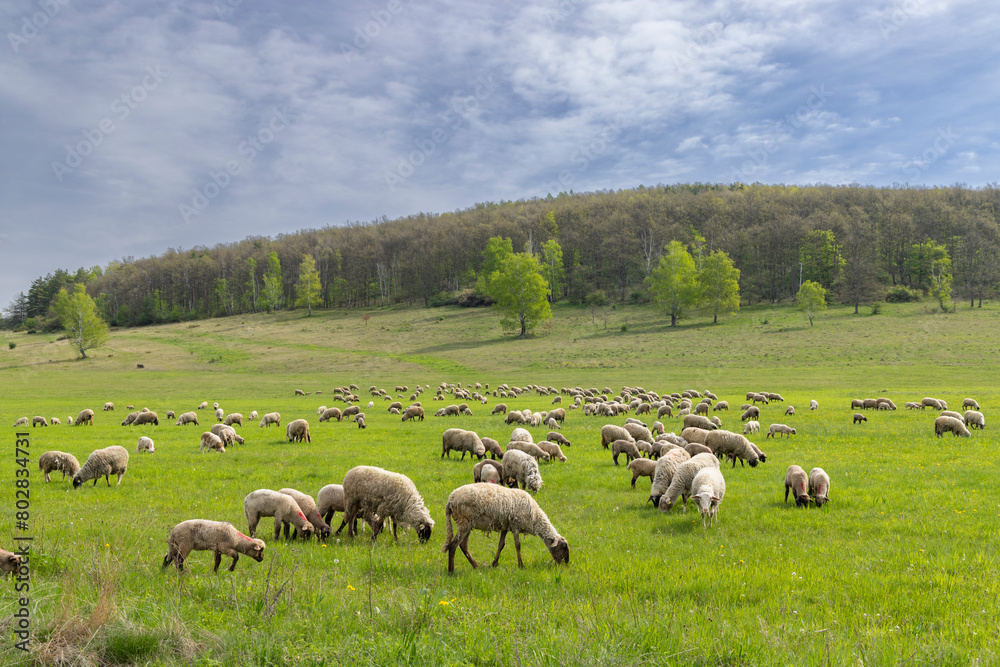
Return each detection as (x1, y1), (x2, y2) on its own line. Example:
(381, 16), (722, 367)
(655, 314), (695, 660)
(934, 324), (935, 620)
(0, 0), (997, 307)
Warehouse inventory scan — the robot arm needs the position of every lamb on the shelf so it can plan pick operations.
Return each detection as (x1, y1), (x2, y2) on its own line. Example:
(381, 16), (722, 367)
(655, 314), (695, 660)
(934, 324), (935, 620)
(50, 417), (61, 425)
(103, 402), (114, 411)
(623, 422), (655, 443)
(500, 450), (544, 493)
(279, 488), (333, 539)
(660, 453), (720, 513)
(627, 458), (657, 489)
(963, 398), (981, 411)
(784, 406), (795, 416)
(506, 440), (551, 462)
(243, 489), (315, 541)
(259, 412), (281, 428)
(611, 439), (641, 465)
(935, 416), (970, 437)
(743, 420), (760, 435)
(32, 416), (48, 427)
(121, 411), (139, 426)
(197, 401), (209, 410)
(38, 451), (81, 482)
(740, 406), (760, 422)
(249, 410), (258, 420)
(679, 427), (711, 445)
(318, 407), (343, 422)
(784, 465), (811, 507)
(74, 409), (95, 426)
(536, 441), (567, 462)
(473, 459), (504, 484)
(136, 436), (155, 453)
(72, 446), (129, 488)
(162, 519), (265, 572)
(481, 437), (503, 460)
(200, 432), (225, 453)
(767, 424), (796, 438)
(545, 417), (560, 430)
(442, 428), (486, 460)
(529, 413), (543, 427)
(809, 400), (818, 410)
(223, 413), (243, 426)
(705, 430), (759, 468)
(853, 413), (867, 424)
(0, 549), (23, 576)
(286, 419), (311, 443)
(316, 484), (345, 525)
(132, 411), (159, 426)
(600, 424), (633, 448)
(442, 483), (569, 572)
(215, 408), (225, 421)
(334, 466), (434, 542)
(876, 398), (897, 410)
(317, 405), (328, 416)
(808, 468), (831, 508)
(175, 411), (199, 426)
(964, 410), (985, 430)
(690, 467), (726, 528)
(210, 424), (244, 446)
(547, 432), (571, 447)
(166, 411), (175, 420)
(356, 416), (367, 429)
(401, 406), (425, 422)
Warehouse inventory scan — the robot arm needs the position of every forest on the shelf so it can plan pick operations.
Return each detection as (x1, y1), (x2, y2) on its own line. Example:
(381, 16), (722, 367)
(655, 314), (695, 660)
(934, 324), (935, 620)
(5, 182), (999, 330)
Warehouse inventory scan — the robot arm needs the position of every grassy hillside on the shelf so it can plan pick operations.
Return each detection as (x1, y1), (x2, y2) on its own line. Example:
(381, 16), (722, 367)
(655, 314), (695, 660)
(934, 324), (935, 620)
(0, 301), (997, 666)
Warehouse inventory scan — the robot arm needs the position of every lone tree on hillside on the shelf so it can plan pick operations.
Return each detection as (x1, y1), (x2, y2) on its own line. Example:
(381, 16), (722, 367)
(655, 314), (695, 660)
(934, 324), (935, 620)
(54, 284), (108, 358)
(699, 250), (740, 324)
(796, 280), (827, 326)
(488, 252), (552, 338)
(646, 240), (699, 326)
(294, 254), (322, 315)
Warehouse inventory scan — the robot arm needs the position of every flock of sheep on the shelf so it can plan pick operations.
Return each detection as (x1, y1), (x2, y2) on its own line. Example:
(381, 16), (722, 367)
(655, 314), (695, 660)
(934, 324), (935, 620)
(6, 382), (984, 576)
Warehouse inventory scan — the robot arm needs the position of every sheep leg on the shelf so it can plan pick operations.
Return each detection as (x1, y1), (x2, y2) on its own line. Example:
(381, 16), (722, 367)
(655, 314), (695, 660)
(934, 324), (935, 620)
(324, 510), (335, 525)
(631, 474), (637, 489)
(784, 485), (790, 503)
(391, 518), (398, 541)
(513, 532), (524, 568)
(213, 551), (223, 573)
(492, 531), (508, 567)
(274, 520), (283, 542)
(116, 472), (124, 486)
(371, 517), (385, 542)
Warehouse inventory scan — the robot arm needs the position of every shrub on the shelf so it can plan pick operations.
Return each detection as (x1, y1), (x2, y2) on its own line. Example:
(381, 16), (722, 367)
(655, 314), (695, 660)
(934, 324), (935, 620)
(7, 341), (14, 350)
(870, 302), (883, 315)
(428, 292), (452, 308)
(886, 285), (920, 303)
(454, 289), (493, 307)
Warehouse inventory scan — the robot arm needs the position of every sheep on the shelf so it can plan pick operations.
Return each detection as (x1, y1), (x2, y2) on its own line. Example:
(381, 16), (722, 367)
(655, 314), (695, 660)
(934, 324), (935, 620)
(921, 397), (943, 410)
(481, 437), (503, 460)
(175, 411), (199, 426)
(136, 436), (155, 454)
(694, 402), (709, 416)
(657, 405), (673, 418)
(784, 406), (795, 416)
(335, 466), (434, 542)
(535, 441), (567, 462)
(295, 389), (307, 396)
(853, 413), (867, 424)
(506, 440), (551, 462)
(213, 402), (220, 409)
(316, 484), (345, 525)
(211, 424), (244, 446)
(862, 398), (878, 410)
(740, 406), (760, 422)
(473, 459), (505, 484)
(165, 411), (175, 420)
(743, 420), (760, 435)
(103, 402), (115, 411)
(259, 412), (281, 428)
(548, 408), (566, 423)
(705, 430), (759, 468)
(767, 424), (796, 438)
(504, 411), (526, 424)
(611, 439), (641, 466)
(442, 428), (486, 460)
(636, 402), (651, 416)
(318, 407), (343, 422)
(213, 408), (224, 422)
(74, 409), (94, 426)
(38, 451), (81, 482)
(0, 549), (23, 576)
(244, 489), (315, 541)
(808, 468), (831, 508)
(784, 465), (811, 507)
(132, 411), (158, 426)
(316, 405), (328, 416)
(500, 450), (543, 493)
(963, 398), (981, 411)
(491, 403), (508, 415)
(851, 399), (864, 409)
(905, 402), (921, 410)
(623, 422), (655, 443)
(197, 401), (209, 409)
(31, 416), (48, 427)
(279, 488), (333, 539)
(342, 406), (361, 419)
(680, 427), (711, 445)
(546, 432), (571, 449)
(660, 453), (720, 513)
(627, 458), (657, 489)
(72, 446), (129, 488)
(935, 416), (970, 437)
(712, 401), (729, 412)
(509, 427), (533, 443)
(356, 416), (367, 429)
(286, 419), (311, 443)
(809, 400), (818, 410)
(600, 424), (633, 448)
(121, 411), (139, 426)
(684, 443), (712, 458)
(964, 410), (985, 430)
(223, 413), (243, 426)
(200, 432), (225, 453)
(162, 519), (265, 573)
(401, 406), (425, 422)
(249, 410), (258, 420)
(940, 410), (964, 421)
(690, 467), (726, 528)
(876, 398), (897, 410)
(50, 418), (60, 425)
(443, 483), (569, 572)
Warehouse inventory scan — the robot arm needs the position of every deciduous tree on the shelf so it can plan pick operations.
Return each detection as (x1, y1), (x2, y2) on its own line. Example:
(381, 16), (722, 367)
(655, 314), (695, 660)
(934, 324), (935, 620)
(699, 250), (740, 324)
(54, 284), (108, 358)
(487, 253), (551, 338)
(646, 240), (698, 326)
(796, 280), (827, 326)
(295, 254), (322, 315)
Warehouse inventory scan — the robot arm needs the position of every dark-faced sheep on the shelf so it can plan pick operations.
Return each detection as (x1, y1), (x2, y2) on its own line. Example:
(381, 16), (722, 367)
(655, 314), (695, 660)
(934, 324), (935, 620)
(39, 451), (81, 482)
(853, 413), (867, 424)
(611, 439), (641, 466)
(72, 446), (128, 488)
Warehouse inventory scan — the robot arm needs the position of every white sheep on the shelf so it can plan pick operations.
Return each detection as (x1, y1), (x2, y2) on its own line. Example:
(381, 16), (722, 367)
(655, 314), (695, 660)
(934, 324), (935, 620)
(680, 427), (711, 445)
(286, 419), (311, 443)
(175, 411), (199, 426)
(660, 453), (720, 513)
(136, 436), (155, 454)
(215, 408), (225, 422)
(682, 414), (716, 432)
(536, 441), (567, 462)
(259, 412), (281, 428)
(509, 427), (533, 443)
(767, 424), (796, 438)
(600, 424), (633, 448)
(316, 484), (345, 525)
(935, 416), (970, 437)
(963, 398), (981, 411)
(243, 490), (315, 541)
(335, 466), (434, 542)
(964, 410), (985, 430)
(808, 468), (831, 508)
(441, 428), (486, 460)
(211, 424), (244, 446)
(72, 446), (129, 488)
(249, 410), (258, 420)
(162, 519), (265, 572)
(279, 488), (332, 539)
(500, 450), (543, 493)
(705, 430), (759, 468)
(442, 483), (568, 572)
(809, 400), (818, 410)
(690, 467), (726, 528)
(743, 420), (760, 435)
(200, 432), (225, 453)
(784, 406), (795, 416)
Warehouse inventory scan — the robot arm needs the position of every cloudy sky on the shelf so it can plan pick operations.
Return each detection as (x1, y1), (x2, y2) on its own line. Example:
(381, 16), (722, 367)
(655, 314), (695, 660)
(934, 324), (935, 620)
(1, 0), (997, 307)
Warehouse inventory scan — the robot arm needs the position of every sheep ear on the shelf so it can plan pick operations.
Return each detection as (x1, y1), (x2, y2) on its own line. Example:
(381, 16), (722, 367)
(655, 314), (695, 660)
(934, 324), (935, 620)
(711, 496), (720, 502)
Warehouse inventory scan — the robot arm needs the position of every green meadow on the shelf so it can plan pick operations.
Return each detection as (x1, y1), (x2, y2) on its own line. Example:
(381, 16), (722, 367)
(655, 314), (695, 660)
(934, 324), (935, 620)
(0, 301), (998, 666)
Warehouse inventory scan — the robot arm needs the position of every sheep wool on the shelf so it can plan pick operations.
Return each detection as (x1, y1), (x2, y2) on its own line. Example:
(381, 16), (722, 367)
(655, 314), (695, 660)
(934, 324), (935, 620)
(136, 437), (155, 453)
(611, 439), (641, 466)
(935, 416), (970, 437)
(536, 441), (567, 462)
(660, 453), (720, 513)
(72, 446), (129, 488)
(964, 410), (985, 430)
(600, 424), (633, 448)
(200, 432), (225, 453)
(705, 430), (759, 468)
(509, 427), (533, 443)
(784, 465), (811, 507)
(627, 458), (657, 489)
(259, 412), (281, 428)
(244, 489), (315, 541)
(316, 484), (345, 525)
(335, 466), (434, 542)
(767, 424), (796, 438)
(162, 519), (265, 572)
(680, 427), (711, 445)
(623, 422), (655, 443)
(441, 428), (486, 460)
(286, 419), (311, 443)
(38, 451), (81, 482)
(74, 409), (95, 426)
(506, 440), (550, 462)
(690, 467), (726, 528)
(176, 411), (199, 426)
(808, 468), (831, 508)
(743, 420), (760, 435)
(682, 414), (717, 432)
(279, 488), (332, 539)
(500, 450), (544, 494)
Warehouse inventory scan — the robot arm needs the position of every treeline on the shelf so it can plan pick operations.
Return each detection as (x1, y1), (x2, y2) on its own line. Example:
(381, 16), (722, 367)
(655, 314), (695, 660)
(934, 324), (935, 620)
(5, 182), (1000, 330)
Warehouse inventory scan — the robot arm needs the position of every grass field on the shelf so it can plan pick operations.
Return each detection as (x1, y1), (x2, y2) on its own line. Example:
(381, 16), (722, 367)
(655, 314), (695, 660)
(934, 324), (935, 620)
(0, 300), (998, 666)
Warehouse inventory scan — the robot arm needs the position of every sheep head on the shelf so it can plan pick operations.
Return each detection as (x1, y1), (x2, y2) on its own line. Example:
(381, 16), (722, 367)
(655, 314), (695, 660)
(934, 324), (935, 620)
(795, 493), (811, 508)
(416, 522), (433, 543)
(547, 536), (570, 565)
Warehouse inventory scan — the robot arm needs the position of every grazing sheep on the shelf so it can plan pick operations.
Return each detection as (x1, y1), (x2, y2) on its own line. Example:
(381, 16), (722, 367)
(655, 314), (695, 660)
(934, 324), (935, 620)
(935, 416), (970, 437)
(31, 416), (48, 427)
(443, 483), (569, 572)
(259, 412), (281, 428)
(50, 417), (61, 425)
(0, 549), (23, 576)
(500, 450), (543, 493)
(784, 465), (811, 507)
(712, 401), (729, 412)
(356, 416), (367, 429)
(863, 398), (878, 410)
(286, 419), (311, 443)
(680, 427), (711, 445)
(103, 402), (114, 411)
(690, 467), (726, 528)
(743, 420), (760, 435)
(940, 410), (964, 421)
(74, 409), (95, 426)
(684, 443), (712, 457)
(279, 488), (333, 539)
(504, 411), (526, 425)
(213, 402), (220, 409)
(72, 446), (129, 488)
(809, 400), (818, 410)
(509, 427), (533, 443)
(133, 411), (159, 426)
(660, 453), (720, 513)
(249, 410), (258, 420)
(473, 460), (504, 484)
(600, 424), (633, 448)
(200, 432), (225, 453)
(162, 519), (265, 572)
(963, 398), (981, 411)
(506, 440), (550, 462)
(165, 411), (175, 420)
(784, 406), (795, 416)
(244, 489), (315, 541)
(197, 402), (209, 410)
(481, 437), (503, 460)
(316, 484), (345, 525)
(627, 458), (657, 489)
(767, 424), (796, 438)
(316, 405), (328, 416)
(623, 422), (655, 444)
(210, 424), (244, 446)
(548, 408), (566, 423)
(808, 468), (831, 508)
(491, 403), (508, 415)
(851, 399), (864, 409)
(545, 417), (560, 430)
(318, 407), (343, 422)
(536, 441), (567, 462)
(295, 389), (307, 396)
(175, 411), (199, 426)
(853, 413), (867, 424)
(740, 406), (760, 422)
(705, 430), (759, 468)
(442, 428), (486, 460)
(905, 402), (921, 410)
(480, 466), (501, 484)
(223, 413), (243, 426)
(876, 398), (897, 410)
(657, 405), (673, 418)
(921, 397), (944, 410)
(214, 408), (224, 422)
(38, 451), (81, 482)
(964, 410), (985, 430)
(335, 466), (434, 542)
(401, 406), (425, 422)
(342, 406), (361, 419)
(121, 411), (139, 426)
(136, 436), (155, 453)
(611, 439), (641, 466)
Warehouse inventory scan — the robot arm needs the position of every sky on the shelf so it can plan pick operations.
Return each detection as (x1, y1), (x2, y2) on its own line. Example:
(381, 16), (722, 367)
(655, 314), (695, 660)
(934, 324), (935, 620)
(1, 0), (998, 307)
